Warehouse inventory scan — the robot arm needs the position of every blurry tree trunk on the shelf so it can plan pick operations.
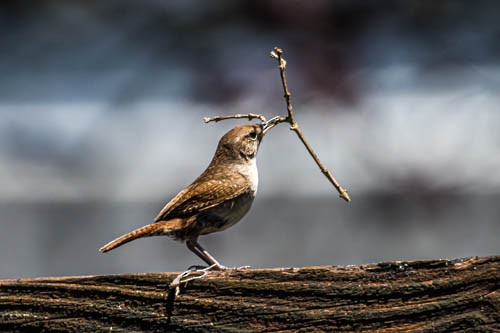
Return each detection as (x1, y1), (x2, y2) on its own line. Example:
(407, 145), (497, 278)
(0, 256), (498, 332)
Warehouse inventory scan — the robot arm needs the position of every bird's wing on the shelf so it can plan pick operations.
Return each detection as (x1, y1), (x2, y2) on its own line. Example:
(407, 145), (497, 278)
(154, 171), (249, 222)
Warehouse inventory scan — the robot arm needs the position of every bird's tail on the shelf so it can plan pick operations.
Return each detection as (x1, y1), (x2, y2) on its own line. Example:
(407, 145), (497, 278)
(99, 223), (164, 253)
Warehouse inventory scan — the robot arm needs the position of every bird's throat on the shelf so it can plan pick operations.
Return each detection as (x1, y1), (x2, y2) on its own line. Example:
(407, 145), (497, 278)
(236, 158), (258, 193)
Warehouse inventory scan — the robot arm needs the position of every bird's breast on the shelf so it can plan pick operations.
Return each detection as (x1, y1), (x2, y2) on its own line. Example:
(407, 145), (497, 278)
(200, 190), (255, 235)
(237, 158), (258, 194)
(179, 160), (259, 238)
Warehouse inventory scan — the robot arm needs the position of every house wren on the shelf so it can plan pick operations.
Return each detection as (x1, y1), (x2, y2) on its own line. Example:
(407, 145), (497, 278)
(99, 119), (279, 270)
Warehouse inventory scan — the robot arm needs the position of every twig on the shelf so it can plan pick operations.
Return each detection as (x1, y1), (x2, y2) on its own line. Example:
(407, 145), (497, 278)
(203, 48), (350, 203)
(165, 264), (216, 323)
(270, 47), (350, 202)
(204, 113), (267, 123)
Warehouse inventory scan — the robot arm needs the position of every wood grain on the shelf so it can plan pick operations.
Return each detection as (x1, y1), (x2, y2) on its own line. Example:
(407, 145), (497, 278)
(0, 256), (498, 332)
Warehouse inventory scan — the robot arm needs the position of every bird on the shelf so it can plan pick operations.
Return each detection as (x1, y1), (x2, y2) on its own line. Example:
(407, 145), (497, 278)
(99, 119), (278, 270)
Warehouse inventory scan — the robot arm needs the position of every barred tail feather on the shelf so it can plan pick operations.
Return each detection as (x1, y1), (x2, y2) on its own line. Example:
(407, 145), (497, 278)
(99, 223), (162, 253)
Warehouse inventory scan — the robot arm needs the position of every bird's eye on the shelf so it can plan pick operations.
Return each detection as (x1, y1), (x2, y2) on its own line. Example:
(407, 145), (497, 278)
(248, 131), (258, 140)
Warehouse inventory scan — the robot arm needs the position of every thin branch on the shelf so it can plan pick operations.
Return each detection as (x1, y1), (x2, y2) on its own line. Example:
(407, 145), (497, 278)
(204, 113), (267, 123)
(204, 48), (350, 203)
(166, 265), (216, 323)
(270, 47), (350, 202)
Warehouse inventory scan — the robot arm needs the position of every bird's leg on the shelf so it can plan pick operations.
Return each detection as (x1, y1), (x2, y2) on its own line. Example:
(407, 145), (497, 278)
(186, 238), (227, 270)
(192, 241), (227, 270)
(185, 239), (209, 264)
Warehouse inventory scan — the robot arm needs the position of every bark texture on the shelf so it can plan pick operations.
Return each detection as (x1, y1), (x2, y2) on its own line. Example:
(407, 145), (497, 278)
(0, 256), (498, 332)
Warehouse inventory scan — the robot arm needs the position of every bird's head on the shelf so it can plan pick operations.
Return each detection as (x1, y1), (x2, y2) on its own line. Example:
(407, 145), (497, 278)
(214, 120), (278, 164)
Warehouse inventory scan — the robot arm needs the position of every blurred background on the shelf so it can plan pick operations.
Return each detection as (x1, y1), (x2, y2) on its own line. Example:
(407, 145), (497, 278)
(1, 1), (499, 279)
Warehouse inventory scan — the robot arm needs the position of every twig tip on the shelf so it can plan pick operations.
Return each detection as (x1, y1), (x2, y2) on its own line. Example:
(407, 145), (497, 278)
(340, 189), (351, 203)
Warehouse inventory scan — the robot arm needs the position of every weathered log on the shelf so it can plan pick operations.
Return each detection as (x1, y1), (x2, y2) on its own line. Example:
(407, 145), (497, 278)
(0, 256), (498, 332)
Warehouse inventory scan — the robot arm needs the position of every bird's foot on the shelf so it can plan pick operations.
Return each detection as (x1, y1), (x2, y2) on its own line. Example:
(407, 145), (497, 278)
(187, 264), (210, 271)
(186, 263), (225, 272)
(211, 263), (228, 271)
(187, 263), (249, 272)
(232, 265), (251, 271)
(209, 264), (250, 271)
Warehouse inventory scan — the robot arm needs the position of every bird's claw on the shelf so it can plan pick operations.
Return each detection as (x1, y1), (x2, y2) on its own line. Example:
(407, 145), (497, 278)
(187, 265), (209, 271)
(233, 265), (251, 271)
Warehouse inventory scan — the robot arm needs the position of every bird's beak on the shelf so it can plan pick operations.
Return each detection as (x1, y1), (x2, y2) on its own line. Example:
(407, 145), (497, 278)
(261, 116), (281, 136)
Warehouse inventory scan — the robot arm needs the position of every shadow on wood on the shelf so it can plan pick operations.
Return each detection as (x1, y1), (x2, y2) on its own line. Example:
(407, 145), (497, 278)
(0, 256), (498, 332)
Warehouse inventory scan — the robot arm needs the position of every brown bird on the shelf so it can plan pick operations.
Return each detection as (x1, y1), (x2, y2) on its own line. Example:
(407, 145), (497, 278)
(99, 119), (278, 270)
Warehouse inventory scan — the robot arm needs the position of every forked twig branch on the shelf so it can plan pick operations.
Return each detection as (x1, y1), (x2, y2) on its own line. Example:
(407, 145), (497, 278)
(269, 47), (350, 202)
(204, 47), (350, 202)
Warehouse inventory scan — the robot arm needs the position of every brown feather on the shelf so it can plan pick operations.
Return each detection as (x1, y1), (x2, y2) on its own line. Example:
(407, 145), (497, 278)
(154, 170), (249, 222)
(99, 219), (184, 252)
